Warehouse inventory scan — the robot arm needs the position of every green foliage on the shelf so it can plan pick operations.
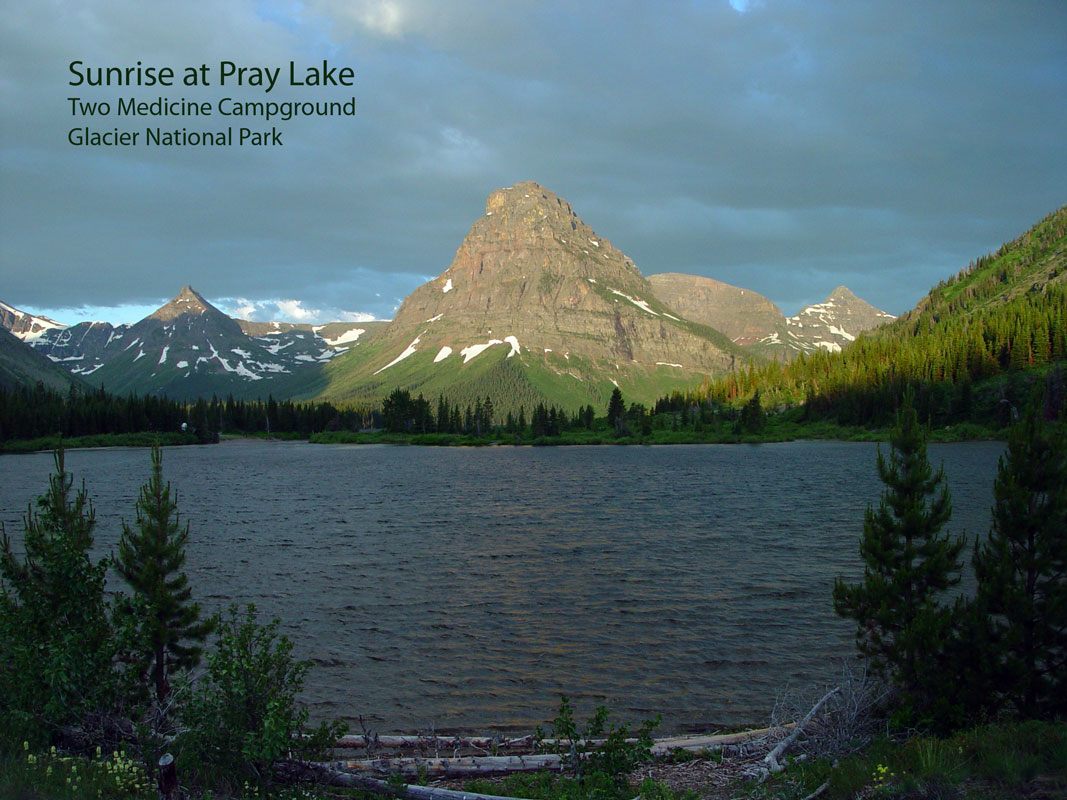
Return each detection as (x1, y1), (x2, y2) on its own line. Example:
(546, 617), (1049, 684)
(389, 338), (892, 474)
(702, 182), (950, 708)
(972, 412), (1067, 718)
(739, 390), (766, 433)
(1, 742), (154, 800)
(536, 696), (658, 797)
(177, 604), (346, 793)
(667, 206), (1067, 429)
(606, 387), (625, 433)
(751, 722), (1067, 800)
(116, 443), (214, 707)
(832, 394), (966, 726)
(0, 449), (120, 733)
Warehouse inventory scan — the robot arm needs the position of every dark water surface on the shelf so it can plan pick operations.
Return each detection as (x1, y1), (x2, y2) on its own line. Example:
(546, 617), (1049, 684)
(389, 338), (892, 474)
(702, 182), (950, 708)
(0, 440), (1003, 734)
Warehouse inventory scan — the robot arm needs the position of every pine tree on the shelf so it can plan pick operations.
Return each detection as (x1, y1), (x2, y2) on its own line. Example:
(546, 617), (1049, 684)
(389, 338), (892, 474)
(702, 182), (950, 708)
(117, 444), (213, 704)
(607, 387), (625, 433)
(0, 449), (117, 725)
(972, 412), (1067, 717)
(832, 393), (966, 705)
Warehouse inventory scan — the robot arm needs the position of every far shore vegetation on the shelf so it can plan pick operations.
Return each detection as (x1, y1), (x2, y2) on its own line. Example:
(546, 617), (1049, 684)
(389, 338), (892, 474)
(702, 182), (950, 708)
(4, 360), (1063, 453)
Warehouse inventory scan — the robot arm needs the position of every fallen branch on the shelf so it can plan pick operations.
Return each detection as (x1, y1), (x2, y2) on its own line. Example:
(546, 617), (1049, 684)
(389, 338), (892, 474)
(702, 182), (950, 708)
(764, 687), (840, 774)
(800, 778), (830, 800)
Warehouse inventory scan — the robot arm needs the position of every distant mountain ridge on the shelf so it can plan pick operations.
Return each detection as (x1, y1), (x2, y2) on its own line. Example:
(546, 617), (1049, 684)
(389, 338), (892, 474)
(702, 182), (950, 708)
(1, 182), (905, 409)
(646, 275), (893, 358)
(0, 288), (378, 400)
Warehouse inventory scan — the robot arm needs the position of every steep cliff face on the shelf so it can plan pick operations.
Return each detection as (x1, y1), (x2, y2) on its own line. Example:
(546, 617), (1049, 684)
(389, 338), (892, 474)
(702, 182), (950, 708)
(318, 182), (745, 411)
(394, 182), (741, 368)
(647, 273), (785, 345)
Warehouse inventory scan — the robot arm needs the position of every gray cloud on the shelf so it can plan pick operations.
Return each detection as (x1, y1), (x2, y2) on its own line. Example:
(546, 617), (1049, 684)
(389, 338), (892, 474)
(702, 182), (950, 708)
(2, 0), (1064, 321)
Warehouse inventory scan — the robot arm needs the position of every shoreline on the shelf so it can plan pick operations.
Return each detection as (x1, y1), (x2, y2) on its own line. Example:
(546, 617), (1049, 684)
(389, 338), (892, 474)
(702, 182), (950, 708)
(0, 423), (1005, 454)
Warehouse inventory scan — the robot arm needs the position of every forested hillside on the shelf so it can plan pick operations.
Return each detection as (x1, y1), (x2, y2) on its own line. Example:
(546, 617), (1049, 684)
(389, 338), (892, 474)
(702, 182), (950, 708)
(677, 206), (1067, 426)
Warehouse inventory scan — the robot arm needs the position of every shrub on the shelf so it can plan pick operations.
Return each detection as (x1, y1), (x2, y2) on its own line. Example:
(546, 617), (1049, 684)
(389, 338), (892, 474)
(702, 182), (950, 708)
(177, 604), (345, 793)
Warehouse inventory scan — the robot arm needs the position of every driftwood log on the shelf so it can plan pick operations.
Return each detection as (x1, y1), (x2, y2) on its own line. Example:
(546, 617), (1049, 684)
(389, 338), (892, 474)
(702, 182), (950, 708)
(323, 753), (565, 779)
(322, 726), (793, 779)
(336, 734), (537, 751)
(333, 725), (789, 757)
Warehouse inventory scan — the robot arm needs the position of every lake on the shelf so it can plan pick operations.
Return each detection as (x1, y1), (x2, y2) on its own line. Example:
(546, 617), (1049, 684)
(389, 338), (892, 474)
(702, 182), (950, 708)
(0, 439), (1003, 735)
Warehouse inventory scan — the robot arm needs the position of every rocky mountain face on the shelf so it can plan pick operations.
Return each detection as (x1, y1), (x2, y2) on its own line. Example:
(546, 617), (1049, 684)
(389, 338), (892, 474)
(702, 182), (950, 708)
(316, 182), (746, 411)
(774, 286), (896, 354)
(646, 275), (894, 359)
(1, 288), (376, 400)
(0, 301), (65, 343)
(646, 273), (785, 345)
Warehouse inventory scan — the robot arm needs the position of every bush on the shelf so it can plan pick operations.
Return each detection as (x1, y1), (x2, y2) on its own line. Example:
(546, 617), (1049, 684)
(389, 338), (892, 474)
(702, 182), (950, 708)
(177, 604), (345, 793)
(535, 696), (658, 798)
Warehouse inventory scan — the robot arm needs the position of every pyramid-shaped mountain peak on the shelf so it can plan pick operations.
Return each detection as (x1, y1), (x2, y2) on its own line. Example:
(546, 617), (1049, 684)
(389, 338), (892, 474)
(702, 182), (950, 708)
(828, 285), (858, 301)
(393, 181), (647, 331)
(150, 285), (221, 321)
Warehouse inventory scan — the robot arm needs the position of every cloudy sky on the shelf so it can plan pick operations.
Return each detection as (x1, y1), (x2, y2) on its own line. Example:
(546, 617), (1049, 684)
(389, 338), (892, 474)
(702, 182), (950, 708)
(1, 0), (1064, 325)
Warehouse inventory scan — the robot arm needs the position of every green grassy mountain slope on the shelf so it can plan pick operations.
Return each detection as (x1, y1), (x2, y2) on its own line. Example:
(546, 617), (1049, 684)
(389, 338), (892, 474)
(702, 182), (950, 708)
(709, 205), (1067, 425)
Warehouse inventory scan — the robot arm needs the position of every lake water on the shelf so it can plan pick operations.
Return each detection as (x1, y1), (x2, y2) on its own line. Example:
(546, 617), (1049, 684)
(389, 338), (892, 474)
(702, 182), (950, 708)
(0, 440), (1003, 735)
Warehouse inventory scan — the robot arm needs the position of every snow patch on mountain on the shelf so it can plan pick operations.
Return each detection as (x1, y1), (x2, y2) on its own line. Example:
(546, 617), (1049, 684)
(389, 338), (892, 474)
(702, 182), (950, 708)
(374, 337), (420, 374)
(322, 328), (365, 346)
(610, 289), (658, 316)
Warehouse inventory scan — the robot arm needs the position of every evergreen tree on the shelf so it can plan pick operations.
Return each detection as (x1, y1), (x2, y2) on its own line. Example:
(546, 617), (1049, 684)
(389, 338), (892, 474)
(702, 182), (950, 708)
(607, 387), (625, 433)
(117, 444), (213, 704)
(739, 390), (766, 433)
(0, 449), (117, 727)
(972, 412), (1067, 717)
(832, 393), (966, 708)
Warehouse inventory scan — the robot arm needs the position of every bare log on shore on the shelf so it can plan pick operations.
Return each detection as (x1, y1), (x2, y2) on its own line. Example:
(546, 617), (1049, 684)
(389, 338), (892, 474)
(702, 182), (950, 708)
(334, 725), (789, 757)
(326, 753), (566, 779)
(324, 726), (794, 779)
(335, 734), (537, 752)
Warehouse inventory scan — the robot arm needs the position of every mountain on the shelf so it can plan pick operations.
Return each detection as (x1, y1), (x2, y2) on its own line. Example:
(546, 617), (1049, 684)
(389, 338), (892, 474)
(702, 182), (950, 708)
(646, 273), (785, 345)
(734, 204), (1067, 426)
(313, 181), (748, 412)
(0, 326), (86, 391)
(646, 275), (894, 358)
(4, 289), (379, 400)
(0, 301), (65, 343)
(774, 286), (896, 355)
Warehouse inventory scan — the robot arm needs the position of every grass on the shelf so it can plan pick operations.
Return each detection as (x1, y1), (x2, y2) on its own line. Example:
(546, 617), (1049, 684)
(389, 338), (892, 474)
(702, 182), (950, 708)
(752, 720), (1067, 800)
(3, 721), (1064, 800)
(0, 432), (199, 454)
